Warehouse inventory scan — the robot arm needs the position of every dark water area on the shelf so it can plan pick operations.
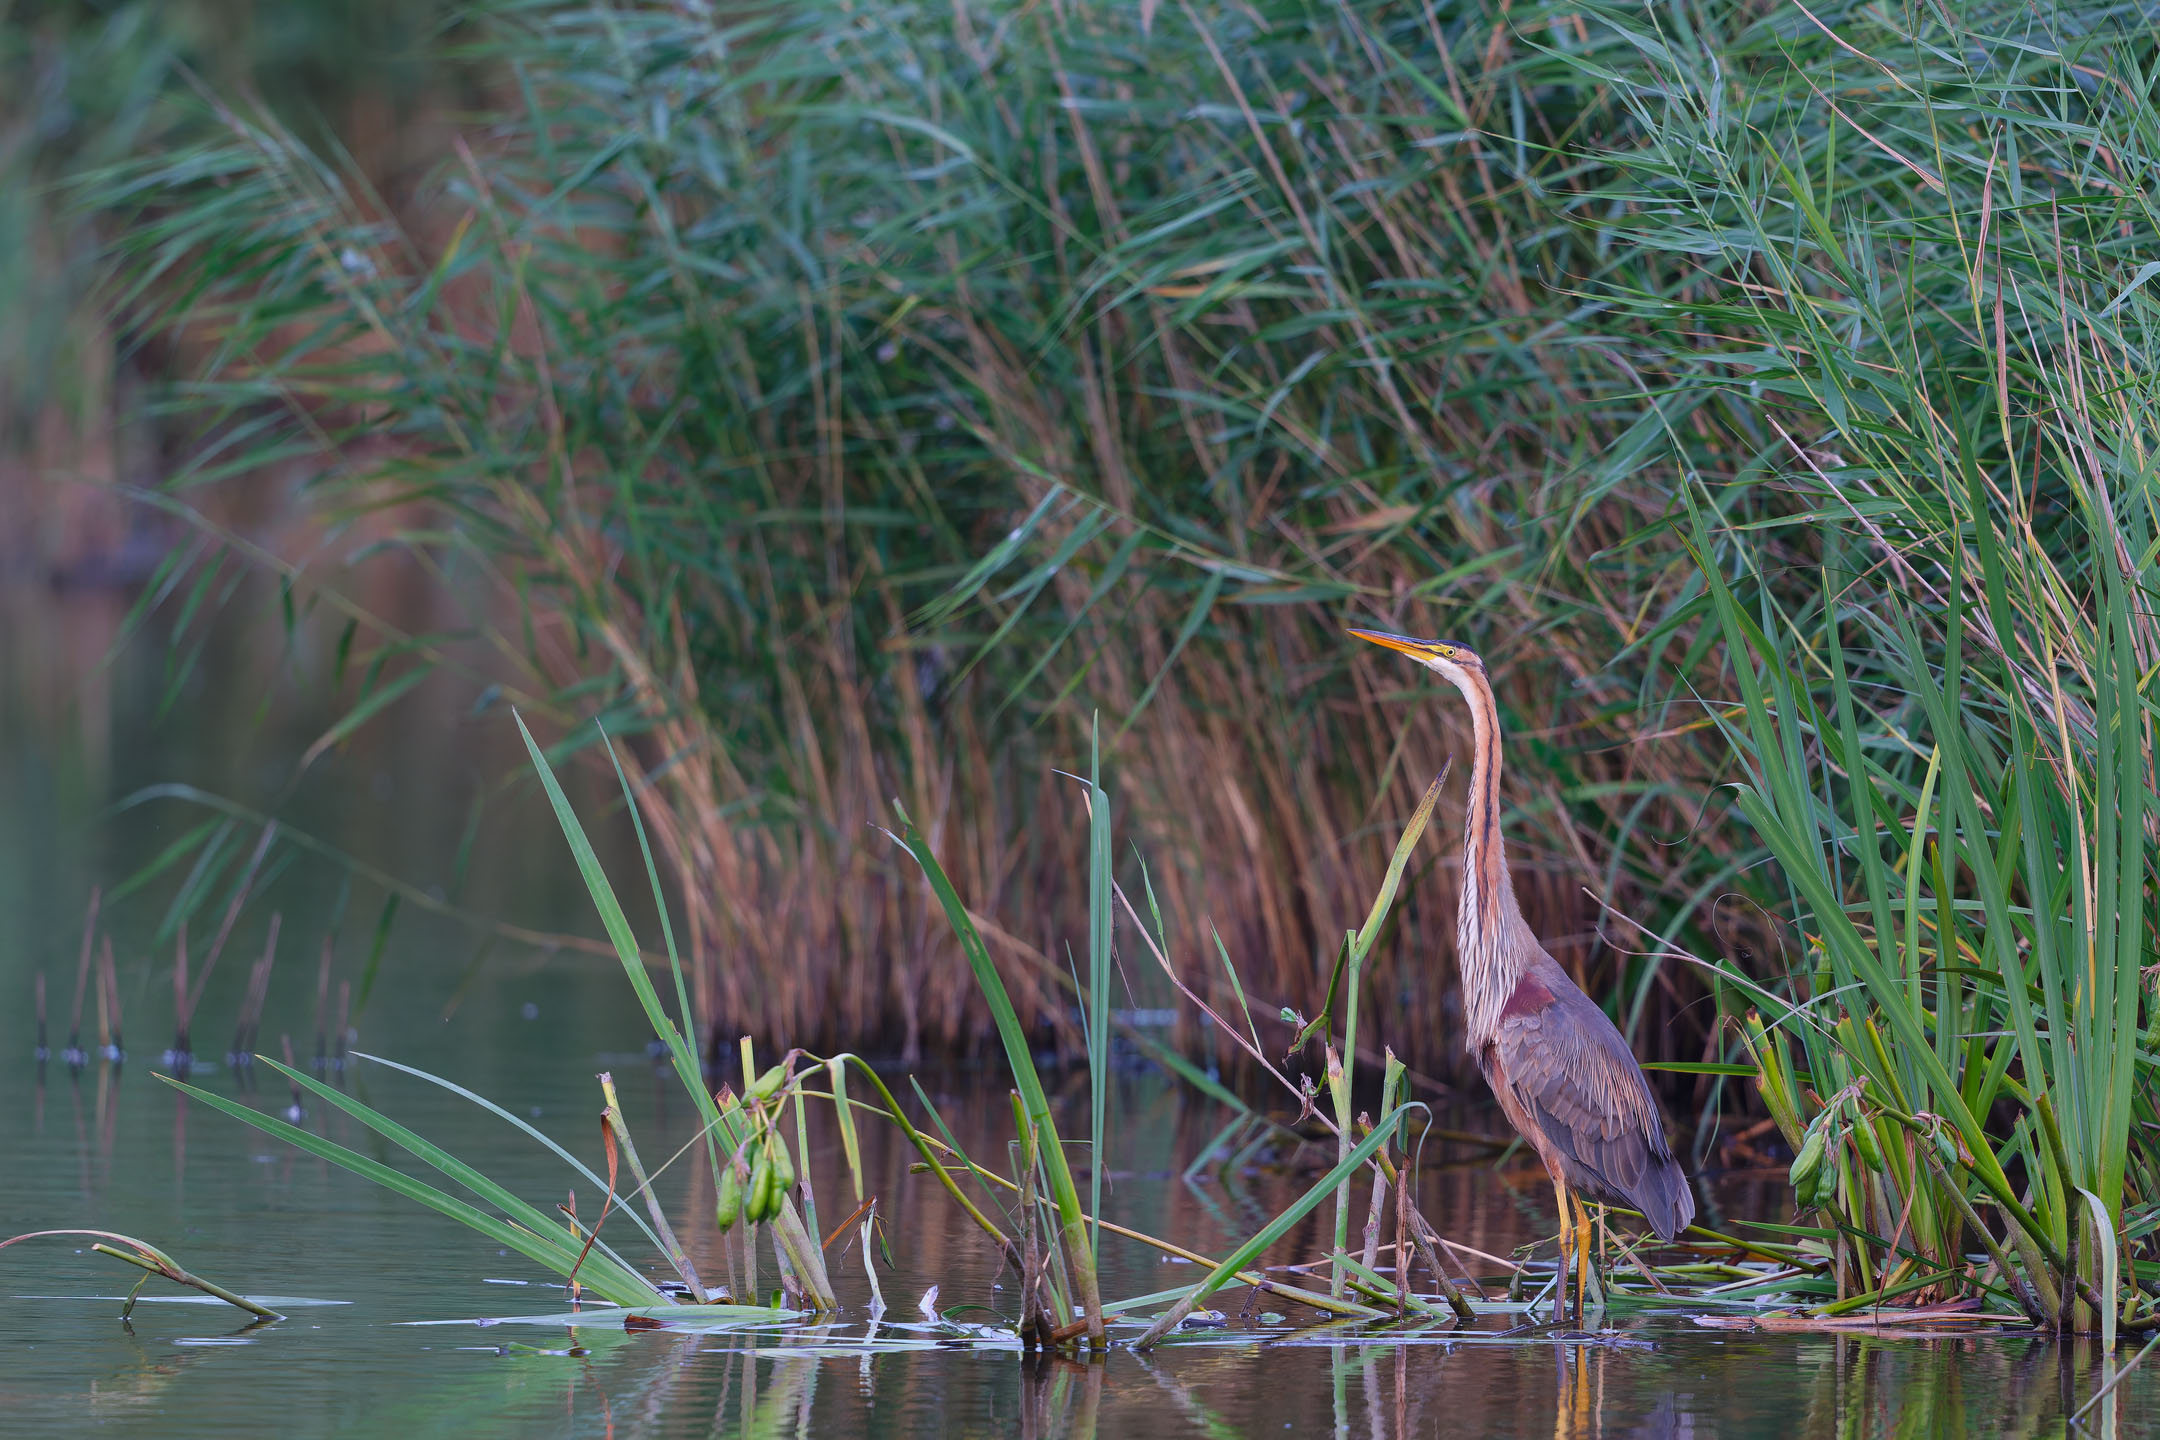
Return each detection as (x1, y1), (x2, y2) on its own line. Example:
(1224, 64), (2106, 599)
(2, 584), (2154, 1438)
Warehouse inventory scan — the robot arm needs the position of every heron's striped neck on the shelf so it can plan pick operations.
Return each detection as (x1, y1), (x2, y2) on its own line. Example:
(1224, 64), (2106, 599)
(1452, 668), (1526, 1046)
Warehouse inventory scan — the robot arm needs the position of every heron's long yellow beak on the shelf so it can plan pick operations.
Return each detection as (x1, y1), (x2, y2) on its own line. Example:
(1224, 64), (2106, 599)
(1347, 627), (1444, 660)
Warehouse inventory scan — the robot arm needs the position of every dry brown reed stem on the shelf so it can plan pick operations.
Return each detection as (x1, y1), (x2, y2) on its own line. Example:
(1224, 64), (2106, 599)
(171, 921), (189, 1053)
(231, 913), (282, 1059)
(313, 937), (332, 1067)
(100, 939), (120, 1042)
(61, 891), (101, 1065)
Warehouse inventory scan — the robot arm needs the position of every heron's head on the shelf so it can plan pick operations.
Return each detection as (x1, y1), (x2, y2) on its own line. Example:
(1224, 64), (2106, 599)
(1348, 628), (1486, 693)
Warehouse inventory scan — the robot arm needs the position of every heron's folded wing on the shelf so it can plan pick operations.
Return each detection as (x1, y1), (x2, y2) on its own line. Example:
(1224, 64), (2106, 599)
(1494, 983), (1674, 1210)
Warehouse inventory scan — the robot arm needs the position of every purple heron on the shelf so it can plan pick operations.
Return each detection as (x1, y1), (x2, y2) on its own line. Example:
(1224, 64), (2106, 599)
(1352, 627), (1693, 1320)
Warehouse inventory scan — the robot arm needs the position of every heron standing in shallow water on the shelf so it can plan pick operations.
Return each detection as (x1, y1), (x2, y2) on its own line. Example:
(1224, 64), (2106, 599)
(1351, 627), (1694, 1321)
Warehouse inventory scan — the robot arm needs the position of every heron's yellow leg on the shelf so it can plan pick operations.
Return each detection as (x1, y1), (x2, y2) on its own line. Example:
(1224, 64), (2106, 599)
(1574, 1198), (1593, 1322)
(1549, 1171), (1572, 1322)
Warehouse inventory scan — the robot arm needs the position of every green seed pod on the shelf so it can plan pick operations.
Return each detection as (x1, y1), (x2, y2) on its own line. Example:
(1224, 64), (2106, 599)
(750, 1064), (787, 1103)
(1805, 1146), (1842, 1211)
(747, 1153), (778, 1224)
(716, 1161), (744, 1232)
(769, 1138), (797, 1193)
(1932, 1125), (1961, 1172)
(1848, 1112), (1883, 1172)
(1789, 1126), (1827, 1207)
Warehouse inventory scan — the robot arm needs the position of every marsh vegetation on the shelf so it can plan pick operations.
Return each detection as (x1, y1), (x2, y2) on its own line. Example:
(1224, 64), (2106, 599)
(9, 0), (2160, 1431)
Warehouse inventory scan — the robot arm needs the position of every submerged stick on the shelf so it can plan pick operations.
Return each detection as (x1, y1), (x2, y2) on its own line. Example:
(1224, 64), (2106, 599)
(98, 937), (124, 1062)
(66, 888), (100, 1068)
(332, 980), (350, 1068)
(169, 923), (191, 1066)
(279, 1035), (304, 1121)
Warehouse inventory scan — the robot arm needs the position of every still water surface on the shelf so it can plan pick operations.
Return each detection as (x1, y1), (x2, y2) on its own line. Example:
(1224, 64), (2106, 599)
(2, 586), (2152, 1437)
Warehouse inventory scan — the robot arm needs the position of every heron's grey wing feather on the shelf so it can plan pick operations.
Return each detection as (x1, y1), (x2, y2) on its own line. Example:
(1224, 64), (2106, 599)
(1493, 972), (1695, 1239)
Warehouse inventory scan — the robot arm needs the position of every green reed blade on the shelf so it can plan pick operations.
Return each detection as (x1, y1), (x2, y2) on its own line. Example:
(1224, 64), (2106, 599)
(160, 1073), (666, 1306)
(249, 1053), (664, 1296)
(354, 1050), (673, 1261)
(1087, 714), (1111, 1274)
(514, 710), (834, 1306)
(830, 1057), (864, 1207)
(1332, 764), (1445, 1294)
(600, 725), (695, 1067)
(888, 803), (1103, 1343)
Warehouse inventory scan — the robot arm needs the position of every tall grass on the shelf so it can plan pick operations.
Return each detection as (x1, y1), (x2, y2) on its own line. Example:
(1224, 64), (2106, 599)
(82, 0), (1751, 1078)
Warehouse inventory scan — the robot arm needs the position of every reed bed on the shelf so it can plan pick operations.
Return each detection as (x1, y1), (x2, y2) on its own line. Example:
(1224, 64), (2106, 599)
(1560, 0), (2160, 1332)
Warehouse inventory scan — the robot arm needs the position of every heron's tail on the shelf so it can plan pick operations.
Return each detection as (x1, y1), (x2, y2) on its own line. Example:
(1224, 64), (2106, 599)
(1631, 1156), (1696, 1242)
